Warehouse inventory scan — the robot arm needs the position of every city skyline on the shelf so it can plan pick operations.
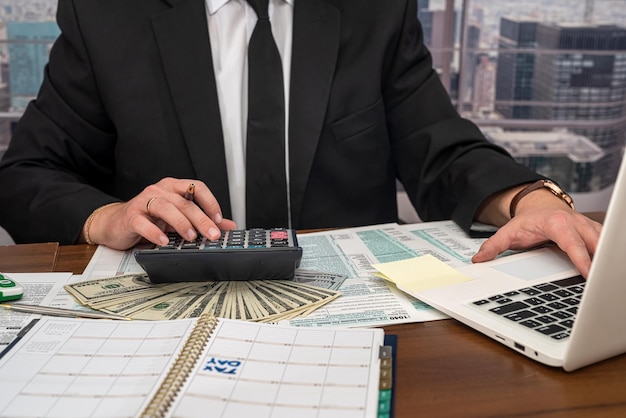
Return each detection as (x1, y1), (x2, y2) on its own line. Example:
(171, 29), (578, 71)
(419, 1), (625, 210)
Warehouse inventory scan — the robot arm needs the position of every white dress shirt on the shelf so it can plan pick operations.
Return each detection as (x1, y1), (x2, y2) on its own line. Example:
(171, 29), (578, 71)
(205, 0), (293, 228)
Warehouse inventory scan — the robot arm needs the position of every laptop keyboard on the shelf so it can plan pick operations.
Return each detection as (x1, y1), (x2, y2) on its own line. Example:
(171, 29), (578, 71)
(470, 275), (585, 341)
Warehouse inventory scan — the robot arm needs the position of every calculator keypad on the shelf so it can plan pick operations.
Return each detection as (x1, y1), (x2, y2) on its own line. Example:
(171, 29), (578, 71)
(158, 228), (294, 250)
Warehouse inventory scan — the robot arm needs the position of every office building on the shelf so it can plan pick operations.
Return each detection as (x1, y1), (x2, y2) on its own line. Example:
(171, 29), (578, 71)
(483, 127), (604, 192)
(6, 21), (59, 111)
(495, 19), (626, 190)
(417, 0), (431, 43)
(0, 1), (59, 158)
(418, 0), (460, 98)
(532, 23), (626, 147)
(472, 55), (496, 115)
(495, 18), (539, 119)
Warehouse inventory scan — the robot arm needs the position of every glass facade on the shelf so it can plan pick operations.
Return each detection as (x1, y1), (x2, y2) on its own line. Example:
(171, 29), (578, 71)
(0, 0), (57, 159)
(0, 0), (624, 211)
(423, 0), (626, 210)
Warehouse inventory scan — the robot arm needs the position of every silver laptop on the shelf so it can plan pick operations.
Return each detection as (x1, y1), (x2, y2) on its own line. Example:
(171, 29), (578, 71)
(413, 155), (626, 371)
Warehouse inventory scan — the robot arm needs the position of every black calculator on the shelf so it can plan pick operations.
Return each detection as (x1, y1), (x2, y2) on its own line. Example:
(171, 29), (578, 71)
(134, 228), (303, 283)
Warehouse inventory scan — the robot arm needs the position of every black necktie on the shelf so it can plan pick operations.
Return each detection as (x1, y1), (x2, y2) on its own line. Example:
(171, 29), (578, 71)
(245, 0), (289, 228)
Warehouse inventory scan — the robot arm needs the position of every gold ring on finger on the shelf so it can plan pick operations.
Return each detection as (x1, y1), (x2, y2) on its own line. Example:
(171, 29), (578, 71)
(146, 197), (157, 217)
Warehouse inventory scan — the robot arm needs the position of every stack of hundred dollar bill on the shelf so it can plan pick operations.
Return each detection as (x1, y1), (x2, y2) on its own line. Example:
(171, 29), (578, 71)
(64, 270), (344, 321)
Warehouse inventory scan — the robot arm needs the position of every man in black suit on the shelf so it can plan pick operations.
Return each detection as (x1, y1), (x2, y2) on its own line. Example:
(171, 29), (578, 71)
(0, 0), (600, 276)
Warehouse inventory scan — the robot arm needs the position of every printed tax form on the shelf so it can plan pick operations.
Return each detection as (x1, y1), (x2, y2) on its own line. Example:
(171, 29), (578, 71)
(81, 220), (508, 328)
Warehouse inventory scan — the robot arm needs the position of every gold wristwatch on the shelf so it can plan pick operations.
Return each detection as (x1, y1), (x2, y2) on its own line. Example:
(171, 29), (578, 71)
(509, 179), (575, 218)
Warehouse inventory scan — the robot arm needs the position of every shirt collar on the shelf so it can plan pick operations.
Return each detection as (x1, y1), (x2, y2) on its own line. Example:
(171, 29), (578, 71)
(206, 0), (230, 15)
(207, 0), (293, 15)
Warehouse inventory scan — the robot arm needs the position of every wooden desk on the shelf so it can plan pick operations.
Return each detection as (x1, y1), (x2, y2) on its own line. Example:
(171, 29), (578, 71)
(5, 243), (626, 417)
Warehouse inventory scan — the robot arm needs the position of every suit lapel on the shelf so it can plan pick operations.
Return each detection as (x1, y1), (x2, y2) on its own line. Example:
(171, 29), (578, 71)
(289, 0), (340, 227)
(151, 0), (231, 214)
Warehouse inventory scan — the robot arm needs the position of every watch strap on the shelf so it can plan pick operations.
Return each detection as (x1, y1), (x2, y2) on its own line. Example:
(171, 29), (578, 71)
(509, 179), (575, 218)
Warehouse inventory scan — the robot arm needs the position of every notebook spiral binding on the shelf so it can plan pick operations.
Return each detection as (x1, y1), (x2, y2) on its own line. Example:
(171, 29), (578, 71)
(140, 314), (218, 418)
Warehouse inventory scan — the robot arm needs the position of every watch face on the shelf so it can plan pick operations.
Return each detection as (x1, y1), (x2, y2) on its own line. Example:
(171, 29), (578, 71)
(543, 180), (561, 195)
(543, 180), (575, 209)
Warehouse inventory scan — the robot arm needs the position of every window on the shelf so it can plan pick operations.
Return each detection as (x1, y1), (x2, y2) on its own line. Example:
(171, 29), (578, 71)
(422, 0), (625, 208)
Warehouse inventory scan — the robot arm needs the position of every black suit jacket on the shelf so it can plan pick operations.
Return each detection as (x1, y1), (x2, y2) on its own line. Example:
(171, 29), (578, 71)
(0, 0), (540, 244)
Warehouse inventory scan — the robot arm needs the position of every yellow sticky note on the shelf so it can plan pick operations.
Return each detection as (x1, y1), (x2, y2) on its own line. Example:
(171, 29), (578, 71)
(372, 254), (472, 293)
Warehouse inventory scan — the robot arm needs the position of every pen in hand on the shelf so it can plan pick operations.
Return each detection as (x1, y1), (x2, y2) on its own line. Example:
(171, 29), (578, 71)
(184, 183), (195, 201)
(183, 182), (222, 239)
(0, 303), (131, 321)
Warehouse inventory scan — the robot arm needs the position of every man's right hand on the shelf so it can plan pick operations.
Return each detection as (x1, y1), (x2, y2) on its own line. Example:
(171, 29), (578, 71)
(81, 177), (237, 250)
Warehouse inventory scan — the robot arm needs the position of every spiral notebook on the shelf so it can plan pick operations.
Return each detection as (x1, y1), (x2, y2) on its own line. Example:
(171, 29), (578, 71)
(0, 315), (393, 418)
